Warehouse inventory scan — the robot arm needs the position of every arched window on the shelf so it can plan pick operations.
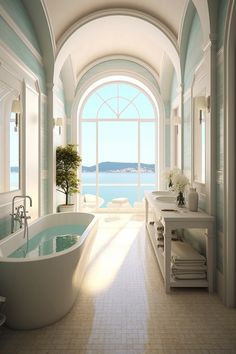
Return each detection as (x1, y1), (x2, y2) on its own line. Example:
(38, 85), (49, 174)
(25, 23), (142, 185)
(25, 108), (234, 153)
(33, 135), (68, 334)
(78, 77), (158, 209)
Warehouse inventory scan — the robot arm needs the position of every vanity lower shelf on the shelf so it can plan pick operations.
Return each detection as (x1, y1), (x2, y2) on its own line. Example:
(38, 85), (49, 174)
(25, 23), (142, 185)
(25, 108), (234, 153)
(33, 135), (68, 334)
(146, 222), (209, 292)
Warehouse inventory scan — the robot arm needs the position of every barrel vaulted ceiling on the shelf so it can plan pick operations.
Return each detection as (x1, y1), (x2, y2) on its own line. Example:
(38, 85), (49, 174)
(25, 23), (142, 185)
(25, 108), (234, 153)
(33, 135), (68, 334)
(24, 0), (207, 100)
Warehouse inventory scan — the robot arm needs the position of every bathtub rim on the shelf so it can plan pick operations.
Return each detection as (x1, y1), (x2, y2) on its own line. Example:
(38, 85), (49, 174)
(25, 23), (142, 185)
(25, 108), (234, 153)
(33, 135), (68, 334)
(0, 212), (97, 263)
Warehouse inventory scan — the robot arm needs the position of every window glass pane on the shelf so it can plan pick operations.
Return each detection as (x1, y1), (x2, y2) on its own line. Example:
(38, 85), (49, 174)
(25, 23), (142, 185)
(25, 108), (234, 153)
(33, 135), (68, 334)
(140, 185), (155, 200)
(118, 83), (139, 100)
(10, 116), (19, 190)
(133, 93), (155, 118)
(97, 100), (117, 119)
(140, 122), (156, 185)
(98, 121), (138, 184)
(99, 186), (138, 207)
(97, 83), (117, 100)
(82, 94), (102, 118)
(120, 101), (138, 119)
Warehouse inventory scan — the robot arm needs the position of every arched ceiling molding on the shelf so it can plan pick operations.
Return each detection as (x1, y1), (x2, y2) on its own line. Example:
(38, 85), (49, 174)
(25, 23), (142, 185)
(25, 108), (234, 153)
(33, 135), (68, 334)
(22, 0), (55, 84)
(159, 53), (174, 103)
(179, 1), (195, 84)
(179, 0), (211, 85)
(192, 0), (211, 48)
(41, 0), (57, 56)
(75, 56), (160, 96)
(54, 9), (181, 86)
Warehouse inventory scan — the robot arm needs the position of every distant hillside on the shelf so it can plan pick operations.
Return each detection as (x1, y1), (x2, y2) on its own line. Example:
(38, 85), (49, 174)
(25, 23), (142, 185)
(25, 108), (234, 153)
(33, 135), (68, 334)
(82, 161), (155, 172)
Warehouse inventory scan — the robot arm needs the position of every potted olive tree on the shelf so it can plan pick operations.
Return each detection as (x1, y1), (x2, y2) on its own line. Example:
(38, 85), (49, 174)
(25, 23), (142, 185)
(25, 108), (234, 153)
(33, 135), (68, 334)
(56, 144), (82, 212)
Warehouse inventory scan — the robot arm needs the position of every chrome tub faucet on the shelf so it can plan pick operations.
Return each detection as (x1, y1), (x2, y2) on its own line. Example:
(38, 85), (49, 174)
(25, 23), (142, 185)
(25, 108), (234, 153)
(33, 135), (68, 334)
(11, 195), (32, 233)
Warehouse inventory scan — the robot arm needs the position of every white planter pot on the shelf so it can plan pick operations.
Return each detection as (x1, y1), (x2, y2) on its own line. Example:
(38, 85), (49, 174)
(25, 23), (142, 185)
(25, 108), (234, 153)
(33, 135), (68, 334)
(58, 204), (75, 212)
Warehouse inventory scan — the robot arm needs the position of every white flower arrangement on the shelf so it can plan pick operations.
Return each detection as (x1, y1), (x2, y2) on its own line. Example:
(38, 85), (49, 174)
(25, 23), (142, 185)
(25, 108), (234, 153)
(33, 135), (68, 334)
(171, 173), (189, 193)
(162, 168), (181, 188)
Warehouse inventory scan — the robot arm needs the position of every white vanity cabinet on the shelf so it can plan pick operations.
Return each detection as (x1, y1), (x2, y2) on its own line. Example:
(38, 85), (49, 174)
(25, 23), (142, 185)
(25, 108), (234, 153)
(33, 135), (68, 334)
(145, 192), (215, 293)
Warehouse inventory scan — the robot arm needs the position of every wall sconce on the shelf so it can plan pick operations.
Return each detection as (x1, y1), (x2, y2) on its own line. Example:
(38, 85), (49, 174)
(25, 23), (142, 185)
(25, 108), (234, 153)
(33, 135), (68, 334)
(54, 117), (63, 135)
(195, 96), (207, 110)
(172, 116), (181, 125)
(11, 96), (22, 132)
(195, 96), (210, 112)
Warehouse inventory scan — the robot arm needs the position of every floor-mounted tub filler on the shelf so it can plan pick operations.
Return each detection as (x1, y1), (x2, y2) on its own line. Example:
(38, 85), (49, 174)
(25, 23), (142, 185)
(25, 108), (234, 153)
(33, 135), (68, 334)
(0, 212), (98, 329)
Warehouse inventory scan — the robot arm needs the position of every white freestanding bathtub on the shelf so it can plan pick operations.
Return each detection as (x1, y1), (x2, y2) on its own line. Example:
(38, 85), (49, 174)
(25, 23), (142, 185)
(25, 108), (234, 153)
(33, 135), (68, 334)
(0, 212), (98, 330)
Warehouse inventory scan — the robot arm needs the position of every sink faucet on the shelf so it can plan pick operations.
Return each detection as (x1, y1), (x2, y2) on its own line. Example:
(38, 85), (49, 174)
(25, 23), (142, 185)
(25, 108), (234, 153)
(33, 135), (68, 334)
(11, 195), (32, 233)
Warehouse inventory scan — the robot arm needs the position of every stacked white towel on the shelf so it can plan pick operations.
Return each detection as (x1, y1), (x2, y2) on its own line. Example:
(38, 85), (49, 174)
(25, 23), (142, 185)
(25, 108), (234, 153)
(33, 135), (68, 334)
(171, 241), (207, 280)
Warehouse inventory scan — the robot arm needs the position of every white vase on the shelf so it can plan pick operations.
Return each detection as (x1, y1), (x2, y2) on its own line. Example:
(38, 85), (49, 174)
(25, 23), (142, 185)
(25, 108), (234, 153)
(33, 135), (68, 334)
(188, 188), (198, 211)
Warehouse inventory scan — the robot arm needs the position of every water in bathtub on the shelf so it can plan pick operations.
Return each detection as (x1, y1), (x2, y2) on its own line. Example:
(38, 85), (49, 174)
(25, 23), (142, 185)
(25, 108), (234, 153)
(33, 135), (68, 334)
(9, 224), (86, 258)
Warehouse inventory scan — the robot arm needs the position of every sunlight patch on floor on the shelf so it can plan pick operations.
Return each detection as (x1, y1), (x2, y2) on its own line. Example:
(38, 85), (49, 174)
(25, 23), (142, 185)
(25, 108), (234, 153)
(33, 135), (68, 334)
(81, 214), (140, 295)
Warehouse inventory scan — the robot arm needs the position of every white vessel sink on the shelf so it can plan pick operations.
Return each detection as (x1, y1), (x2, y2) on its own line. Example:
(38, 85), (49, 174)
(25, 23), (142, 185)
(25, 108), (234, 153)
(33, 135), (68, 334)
(155, 195), (176, 203)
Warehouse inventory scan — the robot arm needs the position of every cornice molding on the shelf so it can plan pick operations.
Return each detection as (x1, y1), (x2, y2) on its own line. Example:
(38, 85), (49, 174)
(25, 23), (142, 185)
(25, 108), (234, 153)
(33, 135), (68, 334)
(41, 0), (56, 57)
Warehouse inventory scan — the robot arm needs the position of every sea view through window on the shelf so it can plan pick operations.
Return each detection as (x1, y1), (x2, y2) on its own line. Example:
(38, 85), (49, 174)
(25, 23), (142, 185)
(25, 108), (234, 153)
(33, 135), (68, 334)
(79, 77), (158, 208)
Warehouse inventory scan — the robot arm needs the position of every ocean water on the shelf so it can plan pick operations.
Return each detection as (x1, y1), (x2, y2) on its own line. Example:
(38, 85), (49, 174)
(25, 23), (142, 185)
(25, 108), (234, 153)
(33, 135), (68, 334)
(82, 172), (156, 207)
(10, 171), (19, 190)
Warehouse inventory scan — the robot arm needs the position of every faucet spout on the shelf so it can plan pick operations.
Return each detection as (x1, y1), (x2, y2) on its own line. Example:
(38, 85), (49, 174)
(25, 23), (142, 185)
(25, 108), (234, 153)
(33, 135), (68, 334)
(25, 195), (32, 207)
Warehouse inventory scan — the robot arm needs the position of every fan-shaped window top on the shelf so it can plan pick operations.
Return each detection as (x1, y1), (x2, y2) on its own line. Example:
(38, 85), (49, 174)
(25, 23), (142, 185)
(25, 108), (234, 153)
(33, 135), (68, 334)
(81, 82), (155, 119)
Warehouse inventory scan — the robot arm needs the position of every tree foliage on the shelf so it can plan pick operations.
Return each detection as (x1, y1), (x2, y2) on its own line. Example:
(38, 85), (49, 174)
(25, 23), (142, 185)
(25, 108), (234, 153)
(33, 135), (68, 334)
(56, 144), (82, 205)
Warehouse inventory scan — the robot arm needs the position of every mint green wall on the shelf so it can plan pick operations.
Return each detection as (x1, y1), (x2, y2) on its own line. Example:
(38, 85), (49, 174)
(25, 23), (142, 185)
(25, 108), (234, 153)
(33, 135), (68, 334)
(183, 99), (191, 172)
(215, 0), (228, 273)
(41, 99), (49, 215)
(216, 62), (224, 172)
(164, 102), (171, 167)
(183, 11), (203, 171)
(217, 0), (228, 50)
(181, 11), (205, 253)
(0, 0), (49, 237)
(184, 13), (203, 91)
(170, 12), (203, 174)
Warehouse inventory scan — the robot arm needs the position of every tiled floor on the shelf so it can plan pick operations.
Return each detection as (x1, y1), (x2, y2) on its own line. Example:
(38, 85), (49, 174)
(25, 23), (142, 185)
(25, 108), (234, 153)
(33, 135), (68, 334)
(1, 213), (236, 354)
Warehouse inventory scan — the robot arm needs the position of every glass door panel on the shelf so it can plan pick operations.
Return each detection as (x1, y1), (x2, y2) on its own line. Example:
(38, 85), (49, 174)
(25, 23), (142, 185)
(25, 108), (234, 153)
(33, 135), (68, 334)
(81, 122), (99, 208)
(140, 122), (156, 187)
(98, 121), (137, 206)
